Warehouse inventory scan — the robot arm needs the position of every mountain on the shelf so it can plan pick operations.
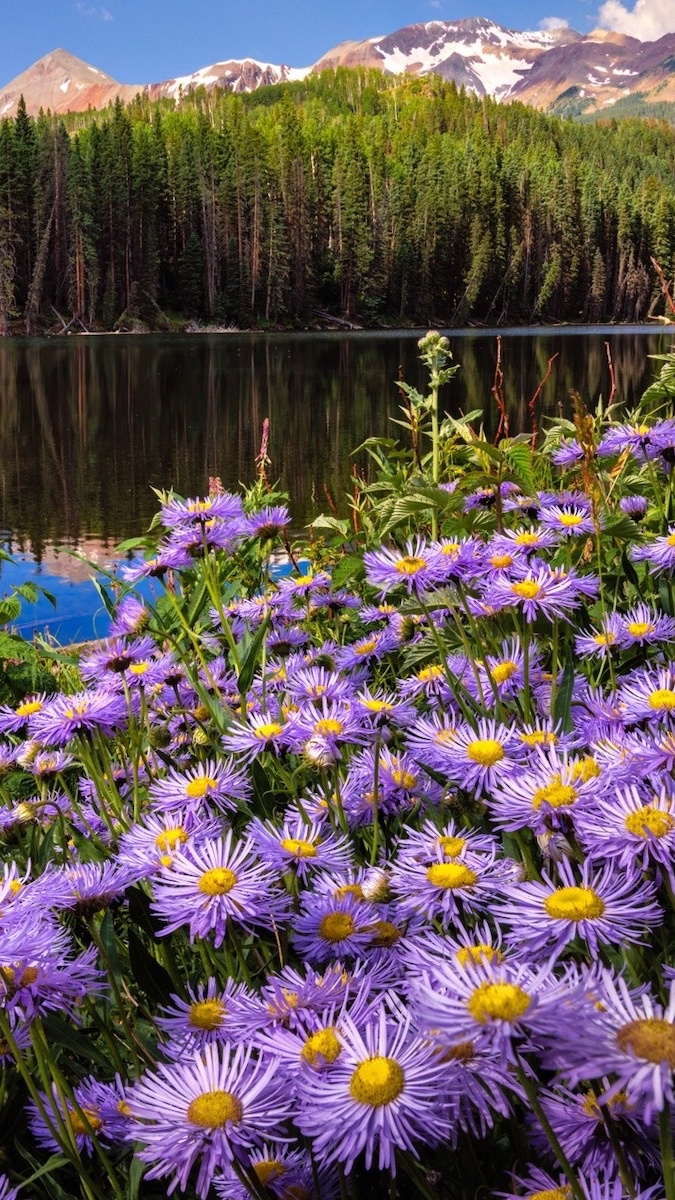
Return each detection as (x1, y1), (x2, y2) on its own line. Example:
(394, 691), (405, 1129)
(2, 19), (675, 119)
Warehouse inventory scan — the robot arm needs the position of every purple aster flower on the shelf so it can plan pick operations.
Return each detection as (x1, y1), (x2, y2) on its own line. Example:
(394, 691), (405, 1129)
(0, 931), (103, 1025)
(0, 1177), (18, 1200)
(398, 660), (457, 707)
(117, 808), (221, 875)
(296, 996), (450, 1173)
(108, 595), (150, 636)
(429, 535), (484, 584)
(150, 832), (290, 946)
(363, 537), (445, 598)
(243, 504), (291, 539)
(575, 614), (624, 659)
(351, 687), (417, 733)
(213, 1145), (339, 1200)
(249, 816), (354, 881)
(539, 504), (598, 537)
(631, 528), (675, 572)
(28, 1074), (124, 1154)
(221, 711), (288, 761)
(128, 1042), (290, 1198)
(404, 711), (461, 771)
(476, 637), (529, 704)
(283, 699), (367, 762)
(160, 492), (245, 529)
(45, 860), (141, 918)
(576, 783), (675, 882)
(393, 818), (499, 866)
(291, 893), (379, 964)
(557, 973), (675, 1124)
(284, 665), (353, 705)
(620, 495), (649, 521)
(333, 627), (399, 672)
(500, 858), (662, 964)
(502, 1167), (661, 1200)
(79, 635), (157, 684)
(121, 543), (193, 583)
(148, 757), (250, 815)
(0, 693), (50, 735)
(618, 666), (675, 725)
(597, 421), (665, 460)
(486, 747), (597, 834)
(28, 688), (127, 745)
(389, 844), (517, 928)
(552, 438), (585, 467)
(617, 602), (675, 648)
(482, 563), (597, 623)
(530, 1085), (658, 1180)
(423, 716), (522, 797)
(156, 977), (260, 1059)
(412, 958), (585, 1067)
(341, 746), (443, 825)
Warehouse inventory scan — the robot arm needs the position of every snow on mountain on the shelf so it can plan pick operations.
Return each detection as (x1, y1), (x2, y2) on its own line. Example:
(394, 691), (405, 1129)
(1, 18), (675, 119)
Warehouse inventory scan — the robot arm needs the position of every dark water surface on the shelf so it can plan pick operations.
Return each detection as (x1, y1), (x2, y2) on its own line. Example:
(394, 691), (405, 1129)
(0, 327), (673, 640)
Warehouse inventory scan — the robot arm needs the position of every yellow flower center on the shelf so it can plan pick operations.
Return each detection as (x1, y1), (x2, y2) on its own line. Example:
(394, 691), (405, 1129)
(438, 835), (466, 857)
(511, 580), (542, 600)
(254, 1160), (286, 1186)
(395, 556), (427, 576)
(468, 982), (531, 1024)
(362, 698), (392, 712)
(15, 700), (43, 717)
(301, 1027), (342, 1066)
(668, 534), (675, 548)
(188, 999), (226, 1030)
(532, 776), (578, 810)
(441, 542), (460, 556)
(489, 554), (514, 569)
(198, 868), (237, 896)
(254, 722), (283, 739)
(155, 827), (188, 851)
(528, 1190), (571, 1200)
(616, 1018), (675, 1066)
(544, 886), (605, 921)
(129, 661), (150, 675)
(314, 718), (343, 737)
(466, 738), (505, 766)
(557, 513), (583, 527)
(649, 689), (675, 710)
(426, 863), (478, 890)
(68, 1107), (102, 1136)
(456, 944), (501, 968)
(624, 806), (675, 839)
(334, 883), (365, 900)
(318, 912), (355, 942)
(593, 632), (616, 646)
(627, 622), (655, 637)
(187, 1090), (242, 1127)
(418, 665), (443, 682)
(391, 768), (417, 788)
(368, 920), (402, 948)
(520, 730), (557, 746)
(490, 660), (518, 684)
(514, 532), (541, 545)
(571, 757), (601, 782)
(355, 639), (378, 656)
(280, 837), (318, 858)
(349, 1057), (405, 1106)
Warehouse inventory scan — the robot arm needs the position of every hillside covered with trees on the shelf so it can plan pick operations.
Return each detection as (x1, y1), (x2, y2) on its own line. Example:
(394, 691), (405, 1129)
(1, 69), (675, 332)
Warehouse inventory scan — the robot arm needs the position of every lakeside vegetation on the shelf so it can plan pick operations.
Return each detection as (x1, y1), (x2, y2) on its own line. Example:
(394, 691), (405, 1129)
(2, 70), (675, 332)
(2, 334), (675, 1197)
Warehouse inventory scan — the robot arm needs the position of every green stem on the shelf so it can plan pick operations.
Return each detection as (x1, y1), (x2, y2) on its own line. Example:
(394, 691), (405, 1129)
(516, 1062), (585, 1200)
(370, 734), (382, 867)
(660, 1102), (675, 1200)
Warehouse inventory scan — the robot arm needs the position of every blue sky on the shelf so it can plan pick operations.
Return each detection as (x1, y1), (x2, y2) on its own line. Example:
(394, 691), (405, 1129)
(1, 0), (673, 87)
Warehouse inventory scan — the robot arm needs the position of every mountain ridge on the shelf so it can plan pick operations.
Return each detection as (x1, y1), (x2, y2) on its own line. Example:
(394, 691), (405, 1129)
(2, 18), (675, 118)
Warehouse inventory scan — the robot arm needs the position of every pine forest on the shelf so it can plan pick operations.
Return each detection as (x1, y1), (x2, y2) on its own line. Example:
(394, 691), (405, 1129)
(1, 69), (675, 332)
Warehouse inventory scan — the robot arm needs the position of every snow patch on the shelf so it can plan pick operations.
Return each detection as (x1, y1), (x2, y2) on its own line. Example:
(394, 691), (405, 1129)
(59, 79), (71, 93)
(1, 100), (15, 115)
(612, 67), (638, 75)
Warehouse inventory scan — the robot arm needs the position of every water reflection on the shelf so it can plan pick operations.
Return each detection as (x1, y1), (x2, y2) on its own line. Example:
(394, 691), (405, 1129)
(0, 328), (672, 566)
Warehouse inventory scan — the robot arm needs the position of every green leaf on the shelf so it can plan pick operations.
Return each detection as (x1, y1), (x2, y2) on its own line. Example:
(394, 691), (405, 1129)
(128, 929), (174, 1005)
(307, 514), (351, 537)
(0, 632), (36, 661)
(0, 595), (22, 624)
(237, 614), (271, 696)
(41, 1014), (113, 1071)
(331, 554), (366, 589)
(554, 651), (576, 732)
(504, 443), (536, 493)
(15, 1152), (70, 1188)
(14, 582), (39, 604)
(91, 575), (116, 620)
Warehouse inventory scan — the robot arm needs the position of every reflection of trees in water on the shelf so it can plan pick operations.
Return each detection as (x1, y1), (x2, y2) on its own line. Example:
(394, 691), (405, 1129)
(0, 332), (671, 560)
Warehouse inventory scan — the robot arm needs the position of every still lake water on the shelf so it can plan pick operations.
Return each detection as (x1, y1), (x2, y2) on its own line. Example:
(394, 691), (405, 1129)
(0, 327), (673, 640)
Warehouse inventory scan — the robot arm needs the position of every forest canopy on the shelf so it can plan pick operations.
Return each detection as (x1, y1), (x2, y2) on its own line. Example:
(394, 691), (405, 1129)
(1, 69), (675, 332)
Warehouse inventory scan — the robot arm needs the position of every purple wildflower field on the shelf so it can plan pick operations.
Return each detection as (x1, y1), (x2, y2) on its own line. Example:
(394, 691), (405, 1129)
(2, 334), (675, 1199)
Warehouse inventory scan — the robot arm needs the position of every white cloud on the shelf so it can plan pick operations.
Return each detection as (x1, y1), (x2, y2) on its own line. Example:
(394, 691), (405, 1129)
(75, 2), (114, 20)
(539, 16), (571, 29)
(430, 0), (442, 8)
(597, 0), (675, 39)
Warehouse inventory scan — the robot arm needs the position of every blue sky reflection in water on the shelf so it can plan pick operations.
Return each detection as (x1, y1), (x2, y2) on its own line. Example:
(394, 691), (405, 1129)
(1, 328), (674, 641)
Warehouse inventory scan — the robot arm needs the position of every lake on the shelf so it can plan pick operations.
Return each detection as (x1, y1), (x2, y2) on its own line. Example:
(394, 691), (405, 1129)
(0, 327), (673, 641)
